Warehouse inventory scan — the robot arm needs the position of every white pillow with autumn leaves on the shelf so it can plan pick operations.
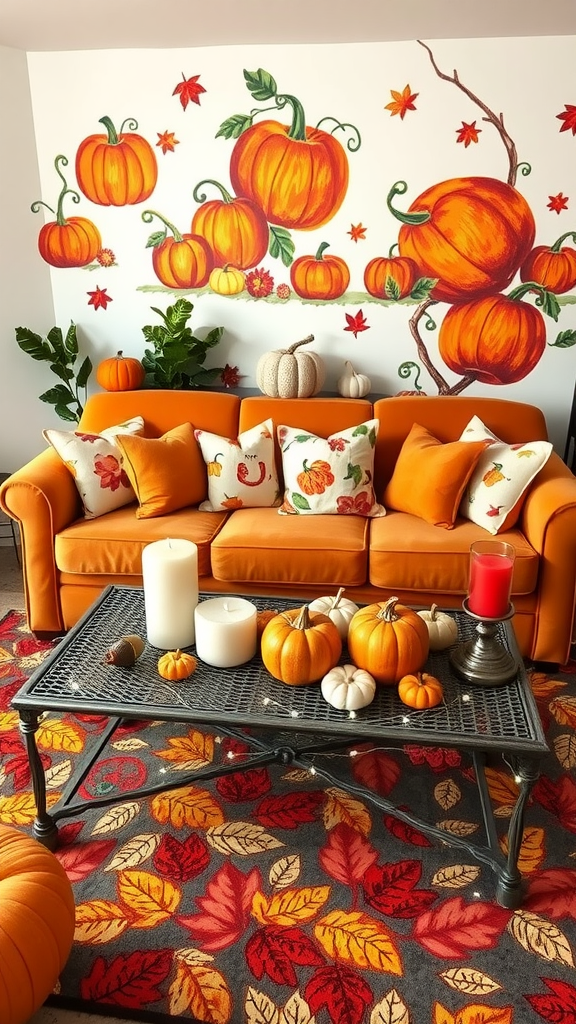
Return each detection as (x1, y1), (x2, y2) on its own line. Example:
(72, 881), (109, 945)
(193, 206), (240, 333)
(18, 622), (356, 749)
(278, 419), (386, 516)
(459, 415), (552, 534)
(194, 418), (281, 511)
(43, 417), (144, 519)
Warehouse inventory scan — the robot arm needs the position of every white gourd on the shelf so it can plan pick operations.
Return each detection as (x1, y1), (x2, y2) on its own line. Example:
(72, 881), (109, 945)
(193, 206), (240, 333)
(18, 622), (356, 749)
(337, 360), (371, 399)
(256, 334), (325, 398)
(417, 604), (459, 651)
(321, 664), (376, 711)
(309, 588), (359, 641)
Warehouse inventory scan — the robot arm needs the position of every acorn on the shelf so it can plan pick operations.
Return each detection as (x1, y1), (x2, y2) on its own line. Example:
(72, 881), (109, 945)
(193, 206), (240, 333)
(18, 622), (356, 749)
(104, 634), (145, 666)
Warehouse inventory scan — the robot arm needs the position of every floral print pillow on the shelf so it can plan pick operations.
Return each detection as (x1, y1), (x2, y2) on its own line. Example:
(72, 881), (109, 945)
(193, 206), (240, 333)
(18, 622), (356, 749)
(278, 419), (386, 516)
(194, 419), (281, 511)
(43, 416), (144, 519)
(459, 415), (553, 534)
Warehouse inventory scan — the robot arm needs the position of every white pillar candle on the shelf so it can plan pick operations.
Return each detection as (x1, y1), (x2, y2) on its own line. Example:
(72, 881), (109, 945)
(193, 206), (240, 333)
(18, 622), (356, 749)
(142, 538), (198, 649)
(194, 597), (257, 668)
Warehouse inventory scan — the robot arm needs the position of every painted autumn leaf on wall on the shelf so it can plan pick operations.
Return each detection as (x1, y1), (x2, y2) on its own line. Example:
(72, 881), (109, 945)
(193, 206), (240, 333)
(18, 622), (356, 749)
(456, 121), (482, 147)
(156, 130), (179, 154)
(556, 103), (576, 135)
(385, 84), (419, 119)
(548, 193), (570, 214)
(173, 73), (206, 110)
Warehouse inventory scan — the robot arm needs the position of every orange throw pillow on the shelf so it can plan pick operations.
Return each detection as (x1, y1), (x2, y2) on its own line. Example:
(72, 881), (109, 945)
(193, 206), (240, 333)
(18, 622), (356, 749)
(383, 423), (488, 529)
(115, 422), (205, 518)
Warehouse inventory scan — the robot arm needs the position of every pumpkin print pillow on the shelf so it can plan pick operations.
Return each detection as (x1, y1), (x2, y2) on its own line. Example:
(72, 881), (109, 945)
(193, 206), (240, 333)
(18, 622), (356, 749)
(278, 419), (386, 517)
(458, 415), (553, 534)
(194, 419), (281, 511)
(43, 416), (144, 519)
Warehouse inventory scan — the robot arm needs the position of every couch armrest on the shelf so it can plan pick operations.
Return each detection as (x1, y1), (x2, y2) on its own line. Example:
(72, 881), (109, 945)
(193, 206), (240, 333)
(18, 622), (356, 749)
(0, 451), (81, 633)
(520, 451), (576, 663)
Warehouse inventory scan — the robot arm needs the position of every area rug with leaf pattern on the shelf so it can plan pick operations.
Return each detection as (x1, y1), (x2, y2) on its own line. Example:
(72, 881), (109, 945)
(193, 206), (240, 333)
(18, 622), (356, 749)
(1, 609), (576, 1024)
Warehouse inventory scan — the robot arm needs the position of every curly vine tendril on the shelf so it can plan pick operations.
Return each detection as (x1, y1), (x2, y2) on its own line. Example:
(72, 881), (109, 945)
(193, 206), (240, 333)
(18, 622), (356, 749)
(424, 313), (437, 331)
(516, 162), (532, 177)
(315, 117), (361, 152)
(120, 118), (138, 133)
(398, 361), (423, 390)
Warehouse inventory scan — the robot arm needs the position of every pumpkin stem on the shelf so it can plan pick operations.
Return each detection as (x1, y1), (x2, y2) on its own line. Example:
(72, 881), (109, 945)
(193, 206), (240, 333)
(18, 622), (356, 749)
(332, 587), (345, 610)
(98, 116), (121, 144)
(550, 231), (576, 253)
(387, 181), (431, 226)
(388, 243), (399, 258)
(378, 597), (400, 622)
(275, 92), (307, 141)
(193, 178), (234, 205)
(314, 242), (331, 261)
(294, 605), (312, 630)
(141, 209), (183, 242)
(507, 281), (561, 321)
(287, 334), (314, 354)
(430, 603), (438, 620)
(34, 154), (81, 227)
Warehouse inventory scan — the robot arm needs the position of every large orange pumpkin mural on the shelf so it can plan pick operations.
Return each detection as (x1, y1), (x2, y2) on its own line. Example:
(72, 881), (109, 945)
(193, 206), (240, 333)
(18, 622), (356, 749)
(191, 179), (269, 270)
(76, 116), (158, 207)
(32, 155), (102, 268)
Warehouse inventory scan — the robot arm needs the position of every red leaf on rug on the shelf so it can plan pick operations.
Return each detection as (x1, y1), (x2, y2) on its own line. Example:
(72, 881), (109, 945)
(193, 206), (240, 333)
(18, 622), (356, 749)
(351, 748), (401, 796)
(14, 635), (54, 658)
(245, 924), (325, 985)
(305, 963), (373, 1024)
(0, 610), (26, 642)
(81, 948), (173, 1006)
(525, 868), (576, 919)
(412, 897), (509, 958)
(179, 861), (261, 951)
(0, 733), (26, 755)
(215, 766), (271, 801)
(255, 790), (325, 829)
(153, 831), (210, 881)
(403, 744), (462, 771)
(56, 838), (117, 881)
(526, 976), (576, 1020)
(0, 665), (27, 709)
(3, 750), (51, 789)
(319, 822), (378, 886)
(384, 810), (432, 847)
(58, 821), (85, 845)
(363, 859), (437, 918)
(534, 774), (576, 833)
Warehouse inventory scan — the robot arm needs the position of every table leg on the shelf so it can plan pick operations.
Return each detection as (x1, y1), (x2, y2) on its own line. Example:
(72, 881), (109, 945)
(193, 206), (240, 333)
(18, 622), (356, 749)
(18, 709), (58, 850)
(495, 755), (541, 908)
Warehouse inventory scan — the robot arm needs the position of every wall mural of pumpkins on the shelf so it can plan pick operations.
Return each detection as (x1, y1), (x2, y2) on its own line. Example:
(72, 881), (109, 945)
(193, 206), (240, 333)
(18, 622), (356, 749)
(26, 37), (576, 417)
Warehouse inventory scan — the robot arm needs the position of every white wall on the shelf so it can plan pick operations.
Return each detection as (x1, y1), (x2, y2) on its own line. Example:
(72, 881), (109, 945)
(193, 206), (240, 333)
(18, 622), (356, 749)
(2, 36), (576, 466)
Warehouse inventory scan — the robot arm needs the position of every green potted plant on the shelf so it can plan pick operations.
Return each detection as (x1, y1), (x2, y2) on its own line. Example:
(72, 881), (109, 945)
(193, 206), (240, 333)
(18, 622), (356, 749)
(15, 323), (92, 423)
(141, 298), (224, 389)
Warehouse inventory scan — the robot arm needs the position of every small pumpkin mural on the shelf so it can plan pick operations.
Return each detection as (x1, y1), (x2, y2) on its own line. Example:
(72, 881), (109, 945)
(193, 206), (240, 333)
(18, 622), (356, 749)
(364, 246), (419, 300)
(75, 115), (158, 206)
(142, 210), (213, 289)
(520, 231), (576, 294)
(192, 178), (269, 271)
(290, 242), (350, 300)
(32, 154), (102, 268)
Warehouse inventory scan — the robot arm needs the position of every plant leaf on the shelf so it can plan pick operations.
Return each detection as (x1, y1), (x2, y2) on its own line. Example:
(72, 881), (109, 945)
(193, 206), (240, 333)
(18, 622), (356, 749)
(76, 356), (93, 389)
(215, 113), (254, 140)
(550, 329), (576, 348)
(243, 68), (277, 102)
(269, 226), (295, 266)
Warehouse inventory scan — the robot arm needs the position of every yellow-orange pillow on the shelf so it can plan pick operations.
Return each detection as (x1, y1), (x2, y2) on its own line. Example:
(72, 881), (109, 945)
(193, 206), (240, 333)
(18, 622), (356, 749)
(383, 423), (488, 529)
(115, 422), (205, 519)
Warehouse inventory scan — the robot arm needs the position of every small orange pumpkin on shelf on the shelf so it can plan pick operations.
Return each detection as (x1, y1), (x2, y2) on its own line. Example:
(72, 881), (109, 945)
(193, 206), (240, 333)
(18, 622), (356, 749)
(398, 671), (444, 709)
(261, 604), (342, 686)
(96, 351), (145, 391)
(157, 650), (197, 681)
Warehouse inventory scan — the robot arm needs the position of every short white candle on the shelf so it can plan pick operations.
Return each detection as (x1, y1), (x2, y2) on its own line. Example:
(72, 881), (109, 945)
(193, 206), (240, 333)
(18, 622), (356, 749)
(194, 597), (257, 668)
(142, 538), (198, 649)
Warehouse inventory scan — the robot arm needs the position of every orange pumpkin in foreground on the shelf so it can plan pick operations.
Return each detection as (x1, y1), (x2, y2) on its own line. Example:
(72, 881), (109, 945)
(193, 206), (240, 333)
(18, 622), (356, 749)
(398, 671), (444, 709)
(261, 604), (342, 685)
(347, 596), (429, 685)
(0, 824), (75, 1024)
(96, 351), (145, 391)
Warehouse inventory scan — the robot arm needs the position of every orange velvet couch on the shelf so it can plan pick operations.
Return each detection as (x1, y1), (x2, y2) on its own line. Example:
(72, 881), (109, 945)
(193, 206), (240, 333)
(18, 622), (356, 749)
(1, 390), (575, 664)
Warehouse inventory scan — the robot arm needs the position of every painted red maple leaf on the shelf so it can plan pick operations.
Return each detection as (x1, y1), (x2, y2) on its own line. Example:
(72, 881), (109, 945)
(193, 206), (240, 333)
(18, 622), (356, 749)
(348, 223), (367, 242)
(220, 363), (242, 388)
(557, 103), (576, 135)
(344, 309), (370, 338)
(87, 286), (112, 310)
(385, 84), (419, 119)
(173, 72), (206, 110)
(548, 192), (569, 214)
(156, 130), (179, 154)
(456, 120), (482, 147)
(526, 978), (576, 1020)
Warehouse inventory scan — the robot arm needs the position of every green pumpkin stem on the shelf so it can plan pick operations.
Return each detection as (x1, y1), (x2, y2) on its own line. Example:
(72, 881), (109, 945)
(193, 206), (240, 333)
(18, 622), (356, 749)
(141, 209), (183, 242)
(550, 231), (576, 253)
(315, 242), (331, 261)
(387, 181), (431, 226)
(193, 179), (234, 205)
(32, 154), (80, 227)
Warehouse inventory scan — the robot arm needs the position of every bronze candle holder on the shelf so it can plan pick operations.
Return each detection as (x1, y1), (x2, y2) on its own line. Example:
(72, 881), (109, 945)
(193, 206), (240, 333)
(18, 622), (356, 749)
(449, 599), (518, 687)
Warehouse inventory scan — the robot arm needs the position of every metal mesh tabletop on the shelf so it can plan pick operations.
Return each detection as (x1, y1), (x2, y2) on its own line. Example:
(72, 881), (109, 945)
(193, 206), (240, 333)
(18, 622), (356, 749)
(12, 586), (548, 755)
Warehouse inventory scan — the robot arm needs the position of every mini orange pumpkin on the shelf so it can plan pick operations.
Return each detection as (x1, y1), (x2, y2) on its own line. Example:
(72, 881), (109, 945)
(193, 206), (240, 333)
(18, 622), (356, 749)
(158, 649), (197, 680)
(96, 351), (145, 391)
(398, 671), (444, 709)
(347, 597), (429, 686)
(261, 605), (342, 686)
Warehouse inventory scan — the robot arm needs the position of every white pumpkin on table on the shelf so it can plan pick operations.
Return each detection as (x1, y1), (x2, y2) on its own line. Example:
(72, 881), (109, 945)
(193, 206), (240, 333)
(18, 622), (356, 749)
(309, 588), (359, 641)
(417, 603), (459, 651)
(321, 664), (377, 711)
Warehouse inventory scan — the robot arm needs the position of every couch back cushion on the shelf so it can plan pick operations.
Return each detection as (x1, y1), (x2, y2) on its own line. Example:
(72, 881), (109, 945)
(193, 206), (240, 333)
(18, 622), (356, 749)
(78, 390), (241, 440)
(373, 396), (549, 491)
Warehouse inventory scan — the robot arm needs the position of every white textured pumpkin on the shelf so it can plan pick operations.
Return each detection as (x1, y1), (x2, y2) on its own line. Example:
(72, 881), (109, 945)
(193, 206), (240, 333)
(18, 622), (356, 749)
(337, 360), (371, 399)
(256, 334), (325, 398)
(417, 604), (458, 651)
(309, 588), (359, 641)
(321, 664), (376, 711)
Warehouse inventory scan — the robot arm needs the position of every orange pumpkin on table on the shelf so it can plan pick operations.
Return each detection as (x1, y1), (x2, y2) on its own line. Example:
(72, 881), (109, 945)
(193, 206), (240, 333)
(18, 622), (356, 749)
(387, 177), (535, 304)
(192, 178), (269, 270)
(520, 231), (576, 294)
(398, 671), (444, 709)
(261, 604), (342, 685)
(75, 115), (158, 206)
(96, 351), (145, 391)
(347, 597), (429, 685)
(290, 242), (350, 300)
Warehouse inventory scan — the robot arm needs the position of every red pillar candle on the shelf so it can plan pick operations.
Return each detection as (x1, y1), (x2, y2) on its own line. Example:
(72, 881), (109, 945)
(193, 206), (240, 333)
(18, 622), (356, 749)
(468, 541), (515, 619)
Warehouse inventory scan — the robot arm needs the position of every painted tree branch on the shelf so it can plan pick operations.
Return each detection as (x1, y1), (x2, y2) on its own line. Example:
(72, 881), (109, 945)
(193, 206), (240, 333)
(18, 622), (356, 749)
(417, 39), (518, 187)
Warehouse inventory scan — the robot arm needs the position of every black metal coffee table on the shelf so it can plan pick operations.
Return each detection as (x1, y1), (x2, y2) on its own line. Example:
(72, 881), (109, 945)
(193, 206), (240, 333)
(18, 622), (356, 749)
(12, 585), (548, 907)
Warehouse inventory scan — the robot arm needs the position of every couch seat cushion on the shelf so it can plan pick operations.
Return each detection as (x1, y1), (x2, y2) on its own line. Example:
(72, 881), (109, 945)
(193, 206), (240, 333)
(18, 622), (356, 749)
(369, 512), (539, 595)
(54, 505), (228, 578)
(210, 507), (369, 586)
